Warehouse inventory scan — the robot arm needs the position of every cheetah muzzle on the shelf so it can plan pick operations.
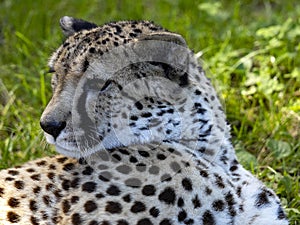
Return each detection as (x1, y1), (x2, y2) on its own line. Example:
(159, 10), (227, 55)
(0, 16), (288, 225)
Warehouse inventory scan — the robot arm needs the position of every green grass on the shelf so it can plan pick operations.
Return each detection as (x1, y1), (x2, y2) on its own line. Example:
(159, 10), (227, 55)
(0, 0), (299, 223)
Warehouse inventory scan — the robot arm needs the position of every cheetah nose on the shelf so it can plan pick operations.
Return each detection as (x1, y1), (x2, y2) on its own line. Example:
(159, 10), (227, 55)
(40, 120), (66, 140)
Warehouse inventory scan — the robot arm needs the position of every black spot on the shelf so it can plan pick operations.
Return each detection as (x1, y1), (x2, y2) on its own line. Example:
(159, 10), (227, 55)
(71, 196), (79, 204)
(199, 169), (208, 178)
(7, 211), (21, 223)
(45, 183), (54, 191)
(113, 41), (119, 47)
(196, 107), (207, 114)
(157, 154), (166, 160)
(89, 47), (96, 53)
(255, 190), (270, 208)
(205, 187), (212, 195)
(29, 200), (38, 211)
(142, 185), (156, 196)
(82, 166), (94, 175)
(119, 149), (130, 155)
(84, 200), (98, 213)
(82, 182), (97, 193)
(194, 102), (202, 108)
(82, 58), (89, 72)
(141, 112), (152, 118)
(236, 186), (242, 197)
(129, 156), (138, 163)
(63, 163), (75, 171)
(47, 172), (55, 180)
(149, 207), (160, 217)
(195, 90), (202, 95)
(159, 219), (172, 225)
(57, 156), (68, 163)
(177, 197), (184, 207)
(225, 192), (236, 216)
(214, 174), (225, 189)
(185, 219), (194, 225)
(130, 115), (138, 121)
(129, 32), (138, 38)
(14, 180), (24, 189)
(117, 219), (129, 225)
(106, 185), (121, 196)
(167, 108), (174, 114)
(5, 177), (14, 181)
(36, 160), (47, 166)
(8, 170), (19, 176)
(202, 210), (215, 225)
(101, 221), (110, 225)
(277, 206), (287, 220)
(177, 210), (187, 222)
(62, 179), (71, 191)
(89, 221), (98, 225)
(192, 195), (201, 208)
(0, 187), (4, 197)
(30, 216), (39, 225)
(133, 28), (142, 33)
(122, 194), (131, 203)
(32, 186), (41, 194)
(43, 195), (51, 206)
(62, 200), (71, 213)
(42, 212), (48, 220)
(114, 25), (122, 33)
(135, 101), (143, 110)
(230, 165), (238, 171)
(168, 148), (175, 153)
(137, 218), (153, 225)
(212, 200), (225, 211)
(182, 178), (193, 191)
(52, 215), (61, 224)
(70, 177), (80, 188)
(158, 187), (176, 205)
(112, 153), (122, 161)
(105, 201), (122, 214)
(95, 193), (105, 199)
(138, 150), (150, 157)
(8, 198), (20, 208)
(72, 213), (82, 225)
(131, 201), (146, 213)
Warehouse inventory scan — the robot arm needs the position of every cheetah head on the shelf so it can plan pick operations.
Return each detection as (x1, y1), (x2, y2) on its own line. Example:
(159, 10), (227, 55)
(40, 16), (229, 159)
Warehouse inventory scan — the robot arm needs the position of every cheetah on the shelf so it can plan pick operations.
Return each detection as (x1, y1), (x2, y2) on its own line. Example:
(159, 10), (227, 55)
(0, 16), (288, 225)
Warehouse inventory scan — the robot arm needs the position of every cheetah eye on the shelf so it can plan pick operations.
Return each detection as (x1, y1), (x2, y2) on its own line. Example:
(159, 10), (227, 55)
(100, 80), (113, 92)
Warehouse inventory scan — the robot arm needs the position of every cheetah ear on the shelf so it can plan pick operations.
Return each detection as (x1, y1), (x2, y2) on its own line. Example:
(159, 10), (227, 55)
(59, 16), (98, 37)
(135, 32), (189, 86)
(138, 32), (187, 47)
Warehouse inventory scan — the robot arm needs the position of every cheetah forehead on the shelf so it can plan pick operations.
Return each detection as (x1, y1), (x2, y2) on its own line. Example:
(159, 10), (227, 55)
(48, 19), (166, 74)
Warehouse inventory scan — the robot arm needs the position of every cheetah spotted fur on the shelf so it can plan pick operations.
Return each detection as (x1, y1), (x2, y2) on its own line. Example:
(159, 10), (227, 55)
(0, 16), (288, 225)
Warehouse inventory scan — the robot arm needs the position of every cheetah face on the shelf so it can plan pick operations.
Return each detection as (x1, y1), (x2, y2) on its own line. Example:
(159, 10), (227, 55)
(40, 17), (227, 159)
